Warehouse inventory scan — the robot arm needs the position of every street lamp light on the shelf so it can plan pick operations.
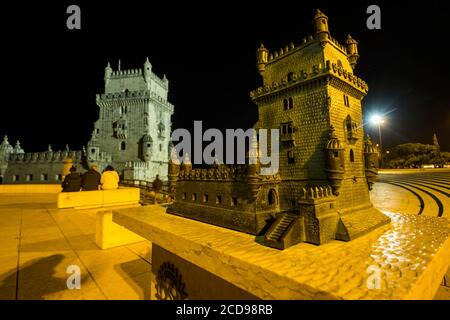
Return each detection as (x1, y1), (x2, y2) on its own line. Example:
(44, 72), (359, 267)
(370, 114), (385, 167)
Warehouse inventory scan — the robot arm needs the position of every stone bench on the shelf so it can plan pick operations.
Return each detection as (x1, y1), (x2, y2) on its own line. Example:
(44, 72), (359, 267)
(95, 207), (145, 250)
(57, 187), (140, 209)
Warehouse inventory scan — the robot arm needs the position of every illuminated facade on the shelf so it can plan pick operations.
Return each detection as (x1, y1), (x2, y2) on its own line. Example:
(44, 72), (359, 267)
(1, 58), (174, 183)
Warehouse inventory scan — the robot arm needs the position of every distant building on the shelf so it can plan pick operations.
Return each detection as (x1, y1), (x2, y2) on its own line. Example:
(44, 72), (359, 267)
(167, 10), (389, 249)
(1, 58), (174, 184)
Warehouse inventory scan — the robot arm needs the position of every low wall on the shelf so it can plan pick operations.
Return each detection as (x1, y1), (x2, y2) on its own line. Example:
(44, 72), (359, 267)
(0, 184), (61, 193)
(113, 206), (450, 300)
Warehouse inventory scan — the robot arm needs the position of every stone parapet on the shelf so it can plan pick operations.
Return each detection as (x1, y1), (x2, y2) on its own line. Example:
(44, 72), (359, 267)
(114, 206), (450, 300)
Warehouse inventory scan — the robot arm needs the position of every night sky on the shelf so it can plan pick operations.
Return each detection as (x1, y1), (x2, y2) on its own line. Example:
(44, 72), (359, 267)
(1, 0), (449, 152)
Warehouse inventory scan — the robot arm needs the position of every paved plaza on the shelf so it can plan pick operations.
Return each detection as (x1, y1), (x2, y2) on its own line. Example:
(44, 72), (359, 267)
(0, 169), (449, 300)
(0, 194), (152, 300)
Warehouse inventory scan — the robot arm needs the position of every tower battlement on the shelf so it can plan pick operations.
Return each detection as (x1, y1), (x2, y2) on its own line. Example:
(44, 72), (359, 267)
(95, 89), (174, 112)
(104, 58), (169, 96)
(250, 60), (368, 101)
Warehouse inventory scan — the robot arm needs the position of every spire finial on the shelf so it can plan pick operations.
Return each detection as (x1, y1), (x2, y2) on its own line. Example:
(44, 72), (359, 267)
(118, 59), (121, 71)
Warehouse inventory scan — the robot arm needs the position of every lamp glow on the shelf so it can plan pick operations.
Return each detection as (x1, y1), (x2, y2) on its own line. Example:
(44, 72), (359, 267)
(370, 114), (385, 125)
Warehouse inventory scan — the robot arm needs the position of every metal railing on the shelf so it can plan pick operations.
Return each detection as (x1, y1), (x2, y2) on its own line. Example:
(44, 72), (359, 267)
(120, 179), (170, 205)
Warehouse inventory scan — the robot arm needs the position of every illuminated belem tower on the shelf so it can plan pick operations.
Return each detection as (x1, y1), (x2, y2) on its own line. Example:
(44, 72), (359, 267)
(88, 58), (174, 181)
(0, 58), (174, 183)
(167, 10), (389, 249)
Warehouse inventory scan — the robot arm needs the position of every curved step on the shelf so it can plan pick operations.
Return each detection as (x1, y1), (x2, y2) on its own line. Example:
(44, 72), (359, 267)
(383, 181), (443, 217)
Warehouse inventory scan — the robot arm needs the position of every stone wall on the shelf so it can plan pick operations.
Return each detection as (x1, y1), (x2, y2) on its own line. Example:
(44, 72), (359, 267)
(3, 151), (85, 184)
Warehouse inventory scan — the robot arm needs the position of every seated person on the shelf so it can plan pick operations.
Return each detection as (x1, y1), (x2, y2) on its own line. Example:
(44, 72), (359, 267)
(61, 166), (82, 192)
(101, 165), (119, 190)
(81, 164), (101, 191)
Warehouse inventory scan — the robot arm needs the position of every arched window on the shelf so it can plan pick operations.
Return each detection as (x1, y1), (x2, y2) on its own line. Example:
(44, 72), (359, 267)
(268, 189), (277, 206)
(120, 141), (126, 150)
(288, 97), (294, 109)
(337, 60), (343, 68)
(283, 99), (288, 110)
(350, 149), (355, 162)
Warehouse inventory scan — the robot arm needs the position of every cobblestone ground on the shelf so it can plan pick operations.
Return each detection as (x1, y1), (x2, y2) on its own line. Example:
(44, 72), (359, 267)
(370, 168), (450, 300)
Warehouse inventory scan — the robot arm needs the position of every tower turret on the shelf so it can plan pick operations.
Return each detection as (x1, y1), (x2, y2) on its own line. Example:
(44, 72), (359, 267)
(363, 134), (379, 190)
(0, 136), (13, 154)
(144, 57), (152, 83)
(181, 153), (192, 173)
(346, 35), (359, 69)
(163, 74), (169, 88)
(168, 149), (181, 198)
(256, 44), (269, 75)
(313, 9), (330, 47)
(246, 132), (261, 201)
(324, 126), (345, 195)
(104, 62), (112, 84)
(141, 133), (153, 162)
(13, 141), (24, 154)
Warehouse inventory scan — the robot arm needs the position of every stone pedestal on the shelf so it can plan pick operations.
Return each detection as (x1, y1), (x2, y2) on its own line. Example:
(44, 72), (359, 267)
(113, 206), (450, 300)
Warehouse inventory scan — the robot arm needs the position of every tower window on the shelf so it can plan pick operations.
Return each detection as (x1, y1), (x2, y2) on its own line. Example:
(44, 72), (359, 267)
(182, 192), (186, 200)
(13, 175), (19, 182)
(231, 197), (238, 206)
(120, 141), (126, 150)
(350, 149), (355, 162)
(283, 99), (288, 110)
(56, 174), (62, 181)
(192, 193), (197, 201)
(41, 174), (48, 181)
(288, 150), (295, 164)
(159, 144), (162, 152)
(91, 148), (96, 154)
(26, 174), (33, 182)
(203, 194), (209, 203)
(288, 97), (294, 109)
(216, 195), (222, 204)
(343, 95), (350, 107)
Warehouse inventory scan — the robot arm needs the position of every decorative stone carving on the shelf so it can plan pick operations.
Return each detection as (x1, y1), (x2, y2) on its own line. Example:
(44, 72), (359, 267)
(155, 262), (187, 300)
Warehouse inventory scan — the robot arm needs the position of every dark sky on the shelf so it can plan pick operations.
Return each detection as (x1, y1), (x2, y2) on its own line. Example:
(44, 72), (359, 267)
(1, 0), (449, 152)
